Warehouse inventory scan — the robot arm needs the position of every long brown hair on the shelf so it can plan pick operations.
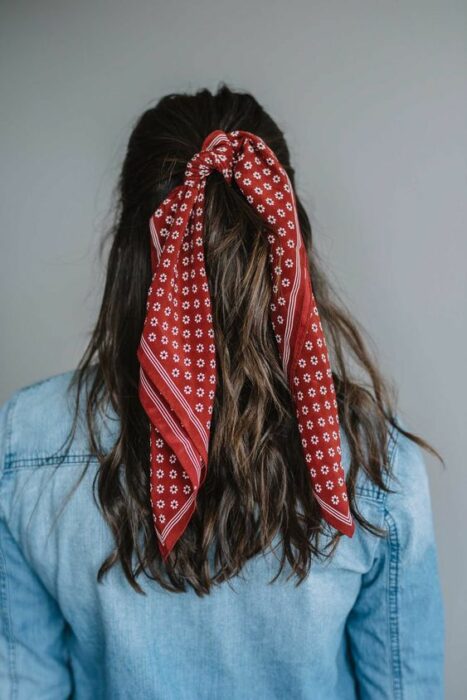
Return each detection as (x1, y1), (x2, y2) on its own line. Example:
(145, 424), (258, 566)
(63, 83), (438, 596)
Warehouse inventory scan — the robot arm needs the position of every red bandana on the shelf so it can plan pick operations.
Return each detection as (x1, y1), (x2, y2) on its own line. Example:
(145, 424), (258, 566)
(137, 129), (355, 560)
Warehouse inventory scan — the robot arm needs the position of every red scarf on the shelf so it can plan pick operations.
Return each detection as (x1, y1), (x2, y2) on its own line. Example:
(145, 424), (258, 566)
(137, 129), (355, 560)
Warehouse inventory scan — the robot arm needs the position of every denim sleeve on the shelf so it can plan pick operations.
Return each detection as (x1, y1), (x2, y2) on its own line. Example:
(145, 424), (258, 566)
(0, 394), (73, 699)
(345, 429), (445, 699)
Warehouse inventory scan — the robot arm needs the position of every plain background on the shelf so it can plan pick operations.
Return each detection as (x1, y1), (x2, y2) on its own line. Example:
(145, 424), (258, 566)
(1, 1), (465, 695)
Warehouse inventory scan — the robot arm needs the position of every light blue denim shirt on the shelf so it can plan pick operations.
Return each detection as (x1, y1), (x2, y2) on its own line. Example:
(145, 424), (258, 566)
(0, 370), (445, 699)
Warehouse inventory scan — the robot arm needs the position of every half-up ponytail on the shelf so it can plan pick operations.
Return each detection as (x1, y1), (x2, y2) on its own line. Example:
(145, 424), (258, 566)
(62, 83), (439, 596)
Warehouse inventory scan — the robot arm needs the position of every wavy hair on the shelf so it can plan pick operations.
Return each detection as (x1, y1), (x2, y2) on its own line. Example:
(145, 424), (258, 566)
(63, 83), (439, 596)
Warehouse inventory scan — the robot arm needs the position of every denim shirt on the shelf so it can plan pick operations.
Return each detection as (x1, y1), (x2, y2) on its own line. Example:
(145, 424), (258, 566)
(0, 370), (445, 699)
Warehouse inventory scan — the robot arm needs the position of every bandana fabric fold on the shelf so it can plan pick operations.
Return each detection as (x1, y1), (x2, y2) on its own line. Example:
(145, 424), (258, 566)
(136, 129), (355, 560)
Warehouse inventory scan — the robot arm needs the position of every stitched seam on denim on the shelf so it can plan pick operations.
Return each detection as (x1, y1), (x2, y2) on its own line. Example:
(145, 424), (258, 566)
(0, 393), (21, 697)
(387, 423), (399, 467)
(0, 522), (18, 698)
(384, 508), (403, 699)
(4, 454), (99, 471)
(1, 392), (21, 488)
(354, 486), (385, 501)
(378, 424), (401, 511)
(2, 460), (392, 500)
(3, 466), (392, 502)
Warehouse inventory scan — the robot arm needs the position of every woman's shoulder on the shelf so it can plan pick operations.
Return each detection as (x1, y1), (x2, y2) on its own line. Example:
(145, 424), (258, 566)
(0, 368), (118, 480)
(339, 415), (435, 536)
(379, 422), (438, 549)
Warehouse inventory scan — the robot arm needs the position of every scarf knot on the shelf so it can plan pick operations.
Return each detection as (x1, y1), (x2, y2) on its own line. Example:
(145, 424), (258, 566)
(184, 129), (236, 184)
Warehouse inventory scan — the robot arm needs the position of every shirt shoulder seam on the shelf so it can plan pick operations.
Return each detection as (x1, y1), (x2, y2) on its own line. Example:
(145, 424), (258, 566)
(0, 390), (23, 486)
(383, 506), (403, 698)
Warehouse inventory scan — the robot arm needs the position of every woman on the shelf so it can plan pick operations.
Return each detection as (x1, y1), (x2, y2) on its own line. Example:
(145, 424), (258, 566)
(0, 84), (444, 698)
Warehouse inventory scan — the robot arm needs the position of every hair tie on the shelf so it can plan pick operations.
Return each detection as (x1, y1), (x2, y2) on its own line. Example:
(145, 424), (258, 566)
(137, 129), (355, 560)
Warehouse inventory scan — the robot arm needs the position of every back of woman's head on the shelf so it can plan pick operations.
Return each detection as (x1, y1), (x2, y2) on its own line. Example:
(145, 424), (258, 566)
(67, 83), (431, 596)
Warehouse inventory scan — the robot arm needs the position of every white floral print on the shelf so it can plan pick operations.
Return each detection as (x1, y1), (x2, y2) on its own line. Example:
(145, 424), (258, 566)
(137, 129), (354, 560)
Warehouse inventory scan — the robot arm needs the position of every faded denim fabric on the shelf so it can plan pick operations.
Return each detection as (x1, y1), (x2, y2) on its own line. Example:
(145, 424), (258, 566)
(0, 370), (445, 699)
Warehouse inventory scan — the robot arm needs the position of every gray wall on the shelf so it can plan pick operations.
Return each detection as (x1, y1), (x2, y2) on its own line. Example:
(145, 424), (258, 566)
(1, 1), (465, 695)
